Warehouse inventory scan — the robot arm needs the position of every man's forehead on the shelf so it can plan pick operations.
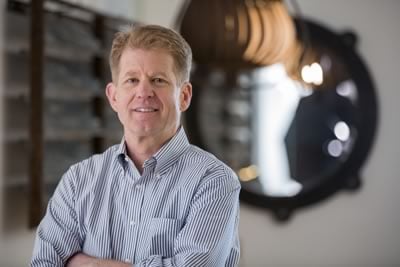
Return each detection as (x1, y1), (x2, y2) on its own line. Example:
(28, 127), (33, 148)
(120, 48), (173, 65)
(118, 48), (178, 77)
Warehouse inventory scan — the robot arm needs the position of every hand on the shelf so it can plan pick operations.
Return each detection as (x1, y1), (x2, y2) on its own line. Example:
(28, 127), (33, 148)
(66, 253), (133, 267)
(67, 253), (99, 267)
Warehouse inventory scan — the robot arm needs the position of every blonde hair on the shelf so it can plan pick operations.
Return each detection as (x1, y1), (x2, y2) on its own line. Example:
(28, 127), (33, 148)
(109, 24), (192, 85)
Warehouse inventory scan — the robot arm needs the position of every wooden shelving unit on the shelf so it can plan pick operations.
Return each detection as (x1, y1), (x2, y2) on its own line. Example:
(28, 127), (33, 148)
(3, 0), (132, 227)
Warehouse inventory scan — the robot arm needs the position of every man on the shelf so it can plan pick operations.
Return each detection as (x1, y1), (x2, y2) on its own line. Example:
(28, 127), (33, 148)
(31, 25), (241, 267)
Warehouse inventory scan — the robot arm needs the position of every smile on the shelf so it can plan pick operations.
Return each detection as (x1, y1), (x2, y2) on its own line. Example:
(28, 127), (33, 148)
(134, 108), (158, 112)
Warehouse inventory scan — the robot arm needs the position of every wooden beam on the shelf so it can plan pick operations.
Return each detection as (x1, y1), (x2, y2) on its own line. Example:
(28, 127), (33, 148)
(29, 0), (45, 228)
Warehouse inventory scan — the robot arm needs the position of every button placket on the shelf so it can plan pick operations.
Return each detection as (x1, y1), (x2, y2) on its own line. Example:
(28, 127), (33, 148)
(123, 179), (144, 263)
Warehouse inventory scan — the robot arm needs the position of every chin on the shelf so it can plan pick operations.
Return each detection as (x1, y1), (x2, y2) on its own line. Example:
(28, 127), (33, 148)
(127, 126), (159, 137)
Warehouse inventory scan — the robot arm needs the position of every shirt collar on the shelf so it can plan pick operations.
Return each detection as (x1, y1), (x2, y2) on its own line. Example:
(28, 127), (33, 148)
(116, 127), (190, 174)
(116, 136), (129, 168)
(153, 127), (190, 175)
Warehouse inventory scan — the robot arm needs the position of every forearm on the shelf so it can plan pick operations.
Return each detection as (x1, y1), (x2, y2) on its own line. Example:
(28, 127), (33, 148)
(30, 170), (82, 267)
(67, 253), (133, 267)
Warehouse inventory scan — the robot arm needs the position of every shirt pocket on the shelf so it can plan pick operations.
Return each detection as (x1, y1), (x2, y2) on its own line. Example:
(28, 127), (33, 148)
(147, 218), (182, 257)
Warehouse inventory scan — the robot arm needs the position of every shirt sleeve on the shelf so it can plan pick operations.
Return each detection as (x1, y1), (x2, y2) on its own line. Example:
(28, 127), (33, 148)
(136, 167), (241, 267)
(30, 168), (83, 267)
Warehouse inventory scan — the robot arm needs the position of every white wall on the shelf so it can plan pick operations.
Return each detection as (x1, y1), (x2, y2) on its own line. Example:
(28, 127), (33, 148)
(61, 0), (138, 19)
(134, 0), (400, 266)
(133, 0), (185, 28)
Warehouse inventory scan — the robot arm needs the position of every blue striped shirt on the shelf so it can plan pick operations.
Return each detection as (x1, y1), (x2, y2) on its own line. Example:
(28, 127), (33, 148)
(31, 127), (241, 267)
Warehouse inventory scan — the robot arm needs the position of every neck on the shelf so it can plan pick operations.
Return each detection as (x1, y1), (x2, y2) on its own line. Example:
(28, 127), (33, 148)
(124, 129), (178, 173)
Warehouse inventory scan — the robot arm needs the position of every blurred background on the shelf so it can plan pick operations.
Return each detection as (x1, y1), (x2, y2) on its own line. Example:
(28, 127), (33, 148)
(1, 0), (400, 266)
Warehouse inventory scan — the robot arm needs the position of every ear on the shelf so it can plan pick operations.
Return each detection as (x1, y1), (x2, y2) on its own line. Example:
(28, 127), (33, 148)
(106, 82), (119, 112)
(179, 82), (192, 112)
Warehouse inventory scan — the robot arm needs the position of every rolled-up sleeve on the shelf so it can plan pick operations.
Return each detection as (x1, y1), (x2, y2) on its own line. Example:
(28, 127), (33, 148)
(136, 167), (241, 267)
(30, 168), (82, 267)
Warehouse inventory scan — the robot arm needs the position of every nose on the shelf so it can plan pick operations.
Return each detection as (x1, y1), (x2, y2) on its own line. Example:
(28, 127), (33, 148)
(136, 80), (154, 98)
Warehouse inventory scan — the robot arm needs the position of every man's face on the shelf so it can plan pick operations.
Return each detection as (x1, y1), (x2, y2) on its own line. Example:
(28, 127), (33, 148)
(106, 48), (192, 142)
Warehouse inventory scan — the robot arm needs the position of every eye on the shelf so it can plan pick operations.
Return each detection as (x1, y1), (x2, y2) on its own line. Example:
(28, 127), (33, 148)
(152, 77), (168, 85)
(126, 78), (139, 84)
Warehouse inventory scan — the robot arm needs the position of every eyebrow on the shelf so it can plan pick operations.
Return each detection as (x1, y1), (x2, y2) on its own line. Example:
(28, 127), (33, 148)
(151, 72), (169, 78)
(121, 70), (139, 79)
(122, 70), (170, 79)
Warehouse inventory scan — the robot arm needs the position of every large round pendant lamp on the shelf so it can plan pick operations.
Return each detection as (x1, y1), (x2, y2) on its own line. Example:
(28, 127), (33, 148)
(178, 0), (302, 72)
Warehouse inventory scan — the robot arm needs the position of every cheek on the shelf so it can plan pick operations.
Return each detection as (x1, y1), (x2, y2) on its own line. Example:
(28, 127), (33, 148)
(116, 91), (132, 109)
(160, 92), (179, 109)
(113, 100), (130, 121)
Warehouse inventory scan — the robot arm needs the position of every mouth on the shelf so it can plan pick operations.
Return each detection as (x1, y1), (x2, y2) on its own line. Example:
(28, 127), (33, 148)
(133, 107), (159, 113)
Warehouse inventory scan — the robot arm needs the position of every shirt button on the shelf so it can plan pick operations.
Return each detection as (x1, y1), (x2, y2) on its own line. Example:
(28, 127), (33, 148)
(129, 220), (135, 226)
(125, 258), (131, 263)
(156, 173), (161, 179)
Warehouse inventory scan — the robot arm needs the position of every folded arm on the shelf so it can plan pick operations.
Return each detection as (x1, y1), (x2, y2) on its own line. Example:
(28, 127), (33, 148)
(31, 166), (240, 267)
(68, 169), (241, 267)
(30, 169), (82, 267)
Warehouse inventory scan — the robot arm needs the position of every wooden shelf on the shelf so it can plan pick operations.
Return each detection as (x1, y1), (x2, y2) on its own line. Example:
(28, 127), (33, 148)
(3, 0), (134, 227)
